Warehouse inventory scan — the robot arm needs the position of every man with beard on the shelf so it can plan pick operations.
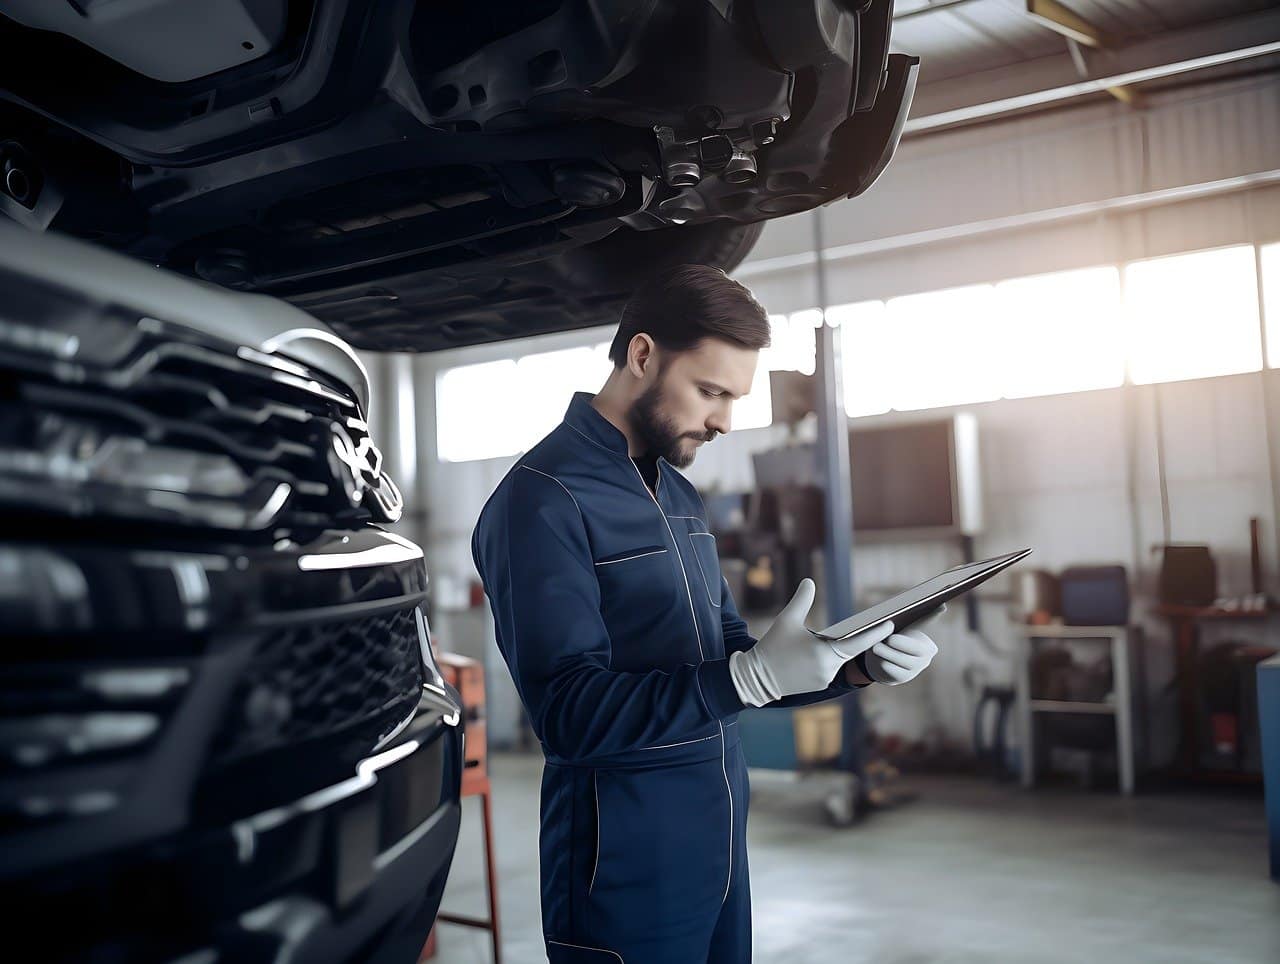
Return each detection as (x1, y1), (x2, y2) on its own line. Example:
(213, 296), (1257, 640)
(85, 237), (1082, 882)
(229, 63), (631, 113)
(471, 265), (939, 963)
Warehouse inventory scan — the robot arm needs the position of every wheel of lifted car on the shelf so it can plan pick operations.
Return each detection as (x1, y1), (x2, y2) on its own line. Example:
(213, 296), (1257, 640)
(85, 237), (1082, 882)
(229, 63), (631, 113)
(554, 220), (766, 292)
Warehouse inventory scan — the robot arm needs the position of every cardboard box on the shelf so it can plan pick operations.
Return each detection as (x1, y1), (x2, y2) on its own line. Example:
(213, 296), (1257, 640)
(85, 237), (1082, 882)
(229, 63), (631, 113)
(793, 703), (843, 764)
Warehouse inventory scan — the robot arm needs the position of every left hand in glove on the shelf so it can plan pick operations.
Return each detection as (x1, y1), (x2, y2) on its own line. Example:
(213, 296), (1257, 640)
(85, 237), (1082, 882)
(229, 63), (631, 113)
(854, 605), (944, 686)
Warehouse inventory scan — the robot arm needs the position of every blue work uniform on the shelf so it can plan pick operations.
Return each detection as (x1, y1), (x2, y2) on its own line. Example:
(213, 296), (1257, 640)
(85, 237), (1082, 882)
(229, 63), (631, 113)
(472, 392), (858, 963)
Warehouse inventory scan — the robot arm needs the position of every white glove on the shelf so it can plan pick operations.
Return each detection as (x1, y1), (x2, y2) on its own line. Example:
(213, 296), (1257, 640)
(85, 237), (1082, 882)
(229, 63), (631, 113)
(858, 607), (944, 686)
(729, 579), (895, 707)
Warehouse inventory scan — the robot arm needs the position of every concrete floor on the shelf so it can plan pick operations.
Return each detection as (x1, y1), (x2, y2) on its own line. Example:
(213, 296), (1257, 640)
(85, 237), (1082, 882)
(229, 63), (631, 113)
(429, 752), (1279, 963)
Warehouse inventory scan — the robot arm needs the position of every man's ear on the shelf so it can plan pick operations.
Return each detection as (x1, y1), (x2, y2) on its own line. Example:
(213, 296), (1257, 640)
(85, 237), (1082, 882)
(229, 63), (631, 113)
(627, 333), (655, 380)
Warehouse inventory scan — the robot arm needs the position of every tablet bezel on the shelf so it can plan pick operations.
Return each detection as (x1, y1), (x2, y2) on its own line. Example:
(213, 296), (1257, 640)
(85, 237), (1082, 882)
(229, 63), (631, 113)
(808, 547), (1033, 642)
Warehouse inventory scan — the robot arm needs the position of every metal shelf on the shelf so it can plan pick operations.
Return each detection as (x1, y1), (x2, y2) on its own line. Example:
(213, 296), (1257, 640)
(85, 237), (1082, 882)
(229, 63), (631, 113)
(1015, 624), (1128, 638)
(1014, 623), (1137, 794)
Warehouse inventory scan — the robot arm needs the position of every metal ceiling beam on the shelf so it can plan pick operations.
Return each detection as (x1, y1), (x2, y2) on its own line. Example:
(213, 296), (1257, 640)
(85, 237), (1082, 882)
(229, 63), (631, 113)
(1025, 0), (1106, 49)
(905, 7), (1280, 133)
(1102, 82), (1146, 109)
(1024, 1), (1138, 109)
(893, 0), (981, 21)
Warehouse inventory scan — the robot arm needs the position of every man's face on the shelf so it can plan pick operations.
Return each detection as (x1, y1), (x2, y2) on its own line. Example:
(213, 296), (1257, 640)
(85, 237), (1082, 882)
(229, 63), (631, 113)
(630, 338), (759, 468)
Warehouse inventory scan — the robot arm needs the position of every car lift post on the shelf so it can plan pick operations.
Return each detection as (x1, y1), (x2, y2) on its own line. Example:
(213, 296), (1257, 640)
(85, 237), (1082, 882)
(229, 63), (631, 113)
(813, 206), (856, 623)
(812, 207), (869, 798)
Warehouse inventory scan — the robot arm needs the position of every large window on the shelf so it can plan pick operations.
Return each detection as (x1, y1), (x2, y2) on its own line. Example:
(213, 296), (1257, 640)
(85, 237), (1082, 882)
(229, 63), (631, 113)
(437, 245), (1275, 461)
(995, 265), (1125, 398)
(731, 312), (819, 432)
(436, 343), (612, 462)
(729, 366), (774, 433)
(821, 249), (1260, 415)
(1262, 242), (1280, 368)
(770, 310), (819, 375)
(514, 345), (615, 447)
(829, 267), (1127, 414)
(828, 300), (892, 417)
(1123, 245), (1262, 385)
(883, 284), (1004, 410)
(436, 359), (520, 463)
(435, 313), (813, 461)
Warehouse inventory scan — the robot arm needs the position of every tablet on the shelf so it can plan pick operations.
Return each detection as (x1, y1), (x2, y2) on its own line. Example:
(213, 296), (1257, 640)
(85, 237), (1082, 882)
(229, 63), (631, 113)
(809, 548), (1033, 642)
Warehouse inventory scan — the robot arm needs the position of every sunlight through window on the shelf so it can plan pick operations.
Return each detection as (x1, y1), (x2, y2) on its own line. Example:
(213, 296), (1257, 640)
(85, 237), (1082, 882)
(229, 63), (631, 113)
(439, 246), (1271, 460)
(772, 311), (819, 376)
(827, 300), (893, 417)
(731, 364), (775, 432)
(436, 359), (521, 462)
(995, 266), (1125, 398)
(514, 346), (614, 451)
(437, 344), (614, 462)
(883, 284), (1002, 410)
(1262, 243), (1280, 369)
(727, 314), (784, 431)
(1124, 246), (1261, 385)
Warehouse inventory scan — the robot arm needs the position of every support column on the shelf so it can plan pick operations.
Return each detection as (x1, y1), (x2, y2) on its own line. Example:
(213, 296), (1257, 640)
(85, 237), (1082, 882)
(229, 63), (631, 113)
(813, 208), (856, 621)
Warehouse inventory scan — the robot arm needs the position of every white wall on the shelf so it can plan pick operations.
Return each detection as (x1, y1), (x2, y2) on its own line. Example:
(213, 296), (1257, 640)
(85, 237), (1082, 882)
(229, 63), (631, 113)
(740, 73), (1280, 310)
(395, 73), (1280, 757)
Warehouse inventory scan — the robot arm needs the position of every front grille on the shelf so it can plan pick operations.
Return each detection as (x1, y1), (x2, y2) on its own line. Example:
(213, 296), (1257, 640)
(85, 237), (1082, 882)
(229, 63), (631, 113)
(211, 607), (425, 766)
(0, 661), (192, 832)
(0, 268), (400, 535)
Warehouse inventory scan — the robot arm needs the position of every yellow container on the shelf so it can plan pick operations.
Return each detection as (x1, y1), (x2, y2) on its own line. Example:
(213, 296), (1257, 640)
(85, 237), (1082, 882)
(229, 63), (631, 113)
(793, 703), (843, 763)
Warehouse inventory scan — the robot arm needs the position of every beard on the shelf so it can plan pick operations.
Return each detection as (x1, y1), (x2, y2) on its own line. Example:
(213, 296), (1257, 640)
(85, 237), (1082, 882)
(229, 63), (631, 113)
(631, 372), (716, 469)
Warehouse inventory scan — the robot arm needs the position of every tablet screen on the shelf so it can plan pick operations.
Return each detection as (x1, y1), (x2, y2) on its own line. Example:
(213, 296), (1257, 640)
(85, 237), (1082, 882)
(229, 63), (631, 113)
(815, 550), (1030, 641)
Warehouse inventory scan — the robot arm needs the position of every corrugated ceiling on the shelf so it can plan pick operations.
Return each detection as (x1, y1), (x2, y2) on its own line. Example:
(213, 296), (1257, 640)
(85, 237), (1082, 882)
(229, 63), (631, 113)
(891, 0), (1278, 84)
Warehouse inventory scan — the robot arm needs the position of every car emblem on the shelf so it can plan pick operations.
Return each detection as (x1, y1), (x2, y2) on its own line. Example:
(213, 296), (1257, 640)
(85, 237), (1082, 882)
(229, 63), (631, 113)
(328, 422), (404, 523)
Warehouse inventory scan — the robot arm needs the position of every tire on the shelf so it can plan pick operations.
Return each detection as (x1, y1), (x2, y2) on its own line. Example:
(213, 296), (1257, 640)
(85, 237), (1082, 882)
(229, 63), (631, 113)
(552, 219), (766, 294)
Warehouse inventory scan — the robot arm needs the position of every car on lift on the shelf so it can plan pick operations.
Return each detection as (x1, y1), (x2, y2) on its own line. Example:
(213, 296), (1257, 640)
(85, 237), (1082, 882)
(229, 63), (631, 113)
(0, 0), (916, 353)
(0, 1), (917, 961)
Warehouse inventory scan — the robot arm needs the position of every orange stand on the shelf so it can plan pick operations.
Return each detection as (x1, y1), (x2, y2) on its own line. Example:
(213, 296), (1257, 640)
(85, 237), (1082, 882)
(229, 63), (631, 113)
(420, 653), (502, 964)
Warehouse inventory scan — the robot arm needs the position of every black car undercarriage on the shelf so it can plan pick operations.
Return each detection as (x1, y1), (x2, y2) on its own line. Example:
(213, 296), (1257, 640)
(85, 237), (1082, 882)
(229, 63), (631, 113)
(0, 0), (917, 351)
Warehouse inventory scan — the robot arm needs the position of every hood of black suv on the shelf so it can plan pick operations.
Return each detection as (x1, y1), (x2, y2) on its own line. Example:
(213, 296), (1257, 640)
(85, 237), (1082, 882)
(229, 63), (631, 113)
(0, 218), (403, 534)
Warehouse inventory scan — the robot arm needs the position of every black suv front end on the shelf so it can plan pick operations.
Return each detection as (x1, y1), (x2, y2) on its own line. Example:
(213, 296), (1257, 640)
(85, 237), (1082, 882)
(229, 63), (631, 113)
(0, 220), (463, 963)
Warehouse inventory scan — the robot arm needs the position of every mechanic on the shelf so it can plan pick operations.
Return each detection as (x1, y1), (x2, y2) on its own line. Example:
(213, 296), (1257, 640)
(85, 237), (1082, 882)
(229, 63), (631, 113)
(471, 265), (939, 963)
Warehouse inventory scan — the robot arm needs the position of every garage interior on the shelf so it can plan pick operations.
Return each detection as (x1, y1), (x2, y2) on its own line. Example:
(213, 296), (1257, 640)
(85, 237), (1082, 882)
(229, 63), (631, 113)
(9, 0), (1280, 961)
(346, 2), (1280, 961)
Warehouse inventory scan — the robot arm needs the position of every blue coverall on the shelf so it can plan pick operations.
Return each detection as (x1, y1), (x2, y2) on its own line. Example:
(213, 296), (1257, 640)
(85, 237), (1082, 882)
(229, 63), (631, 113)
(472, 392), (858, 963)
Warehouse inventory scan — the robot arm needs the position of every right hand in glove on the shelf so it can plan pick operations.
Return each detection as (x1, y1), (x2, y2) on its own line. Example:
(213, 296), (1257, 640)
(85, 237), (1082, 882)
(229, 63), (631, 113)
(856, 605), (944, 686)
(728, 578), (895, 707)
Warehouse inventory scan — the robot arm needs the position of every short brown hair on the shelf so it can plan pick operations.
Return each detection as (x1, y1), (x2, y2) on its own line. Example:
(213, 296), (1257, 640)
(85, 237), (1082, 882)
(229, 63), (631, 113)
(608, 264), (771, 368)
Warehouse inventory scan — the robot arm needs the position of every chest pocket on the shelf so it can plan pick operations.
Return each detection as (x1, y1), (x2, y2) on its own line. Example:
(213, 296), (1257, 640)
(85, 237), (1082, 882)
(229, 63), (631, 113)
(594, 545), (668, 568)
(683, 524), (722, 609)
(593, 545), (680, 650)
